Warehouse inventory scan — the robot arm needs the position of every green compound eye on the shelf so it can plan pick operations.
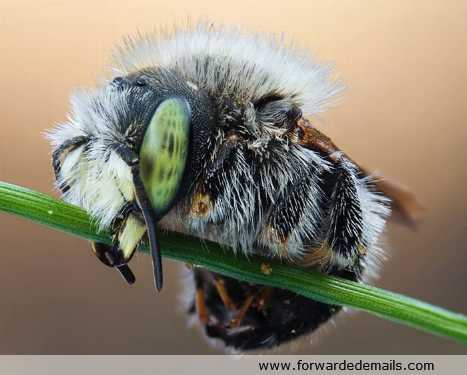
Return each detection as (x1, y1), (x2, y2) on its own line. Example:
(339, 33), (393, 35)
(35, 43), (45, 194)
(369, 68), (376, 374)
(139, 97), (191, 218)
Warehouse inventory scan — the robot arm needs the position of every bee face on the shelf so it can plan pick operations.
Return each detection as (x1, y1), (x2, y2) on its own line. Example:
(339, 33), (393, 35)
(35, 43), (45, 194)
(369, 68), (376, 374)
(49, 24), (393, 351)
(50, 67), (219, 288)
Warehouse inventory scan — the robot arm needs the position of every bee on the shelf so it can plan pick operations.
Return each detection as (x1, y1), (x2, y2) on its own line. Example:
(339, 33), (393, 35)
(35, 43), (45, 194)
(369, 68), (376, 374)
(48, 24), (419, 351)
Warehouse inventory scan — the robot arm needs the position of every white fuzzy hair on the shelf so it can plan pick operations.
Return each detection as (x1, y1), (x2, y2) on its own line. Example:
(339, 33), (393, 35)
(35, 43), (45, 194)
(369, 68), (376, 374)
(356, 177), (391, 282)
(113, 23), (343, 117)
(47, 88), (138, 229)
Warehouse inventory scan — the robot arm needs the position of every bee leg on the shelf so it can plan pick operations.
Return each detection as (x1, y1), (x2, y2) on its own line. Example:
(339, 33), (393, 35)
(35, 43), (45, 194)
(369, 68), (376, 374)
(319, 155), (366, 271)
(195, 290), (208, 324)
(213, 275), (237, 311)
(256, 287), (272, 311)
(90, 204), (146, 285)
(52, 136), (88, 193)
(91, 242), (136, 284)
(116, 264), (136, 284)
(229, 287), (272, 328)
(230, 293), (255, 328)
(194, 270), (208, 324)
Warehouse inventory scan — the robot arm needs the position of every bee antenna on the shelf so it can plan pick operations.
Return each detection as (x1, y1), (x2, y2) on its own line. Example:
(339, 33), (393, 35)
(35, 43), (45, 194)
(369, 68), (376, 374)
(131, 166), (164, 291)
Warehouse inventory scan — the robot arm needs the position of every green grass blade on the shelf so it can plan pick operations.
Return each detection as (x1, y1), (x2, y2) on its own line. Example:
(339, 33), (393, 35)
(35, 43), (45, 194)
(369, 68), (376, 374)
(0, 181), (466, 344)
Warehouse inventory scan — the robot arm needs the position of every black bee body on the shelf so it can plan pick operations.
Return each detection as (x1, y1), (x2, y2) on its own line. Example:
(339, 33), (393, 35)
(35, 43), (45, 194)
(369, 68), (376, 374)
(49, 25), (390, 352)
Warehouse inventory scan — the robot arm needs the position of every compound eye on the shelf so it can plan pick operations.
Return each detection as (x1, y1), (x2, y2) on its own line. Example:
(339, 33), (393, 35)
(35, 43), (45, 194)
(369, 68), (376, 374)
(139, 98), (191, 217)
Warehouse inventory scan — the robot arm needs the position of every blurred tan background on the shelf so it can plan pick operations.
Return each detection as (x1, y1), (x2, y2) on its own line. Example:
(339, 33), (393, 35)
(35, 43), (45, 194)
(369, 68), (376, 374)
(0, 0), (466, 354)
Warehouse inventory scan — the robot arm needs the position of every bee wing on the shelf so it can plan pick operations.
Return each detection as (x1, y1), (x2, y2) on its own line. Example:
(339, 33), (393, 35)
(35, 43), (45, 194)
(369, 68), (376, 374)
(295, 117), (423, 228)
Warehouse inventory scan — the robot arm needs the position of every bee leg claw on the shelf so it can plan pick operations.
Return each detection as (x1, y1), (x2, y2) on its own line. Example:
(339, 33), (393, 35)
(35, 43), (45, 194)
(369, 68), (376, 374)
(91, 241), (136, 285)
(108, 244), (136, 285)
(116, 264), (136, 285)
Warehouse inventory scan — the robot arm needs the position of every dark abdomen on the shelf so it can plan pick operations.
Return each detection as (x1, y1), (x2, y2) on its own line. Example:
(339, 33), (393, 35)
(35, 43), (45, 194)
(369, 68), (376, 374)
(186, 267), (358, 351)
